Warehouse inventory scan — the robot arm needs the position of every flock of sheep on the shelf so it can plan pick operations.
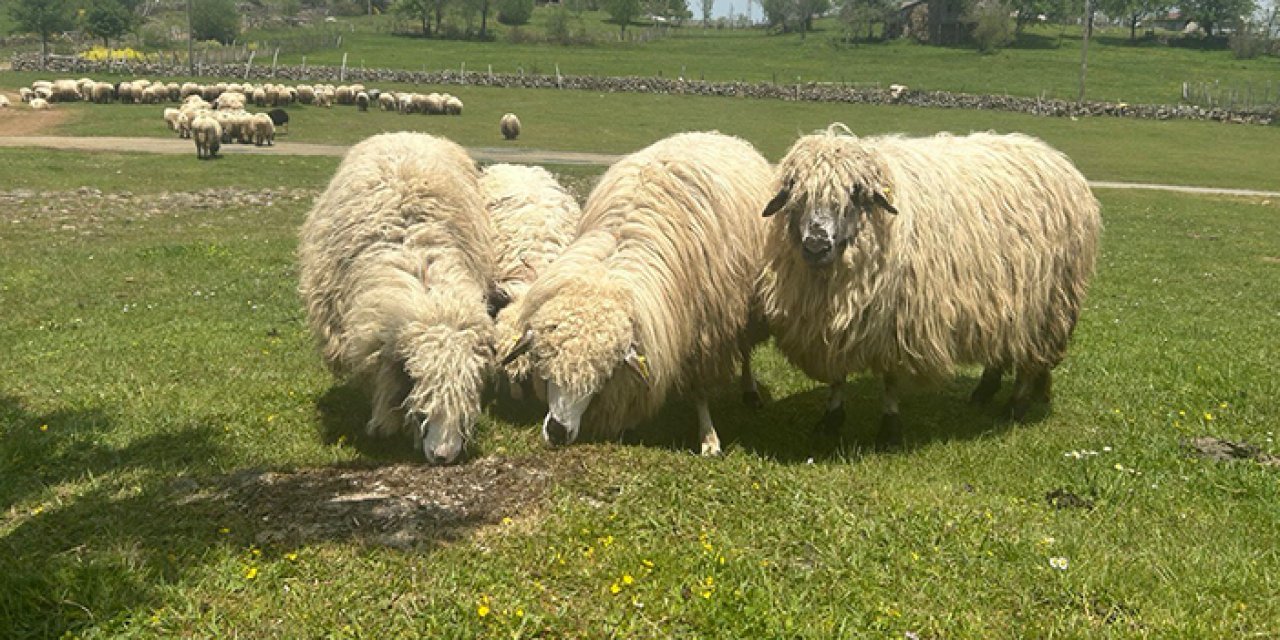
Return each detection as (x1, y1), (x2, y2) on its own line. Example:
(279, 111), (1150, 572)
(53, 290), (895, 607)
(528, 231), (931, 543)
(299, 125), (1101, 465)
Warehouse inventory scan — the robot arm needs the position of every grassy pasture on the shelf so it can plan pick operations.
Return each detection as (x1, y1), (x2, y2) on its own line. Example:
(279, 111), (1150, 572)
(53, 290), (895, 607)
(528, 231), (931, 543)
(5, 70), (1280, 192)
(1, 148), (1278, 637)
(233, 14), (1280, 106)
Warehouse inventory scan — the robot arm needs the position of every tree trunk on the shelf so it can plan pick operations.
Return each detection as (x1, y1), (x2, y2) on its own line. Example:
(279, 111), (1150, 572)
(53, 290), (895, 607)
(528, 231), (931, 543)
(422, 14), (429, 35)
(41, 36), (48, 67)
(480, 0), (488, 36)
(1130, 15), (1137, 40)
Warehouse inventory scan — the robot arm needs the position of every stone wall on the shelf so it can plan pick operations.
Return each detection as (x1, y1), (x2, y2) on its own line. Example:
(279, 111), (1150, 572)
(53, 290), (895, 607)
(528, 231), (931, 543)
(12, 53), (1275, 126)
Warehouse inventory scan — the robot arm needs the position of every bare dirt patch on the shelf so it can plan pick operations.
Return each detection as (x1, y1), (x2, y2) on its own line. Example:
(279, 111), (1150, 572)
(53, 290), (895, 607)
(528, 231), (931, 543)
(173, 452), (588, 549)
(1185, 436), (1280, 467)
(0, 98), (71, 136)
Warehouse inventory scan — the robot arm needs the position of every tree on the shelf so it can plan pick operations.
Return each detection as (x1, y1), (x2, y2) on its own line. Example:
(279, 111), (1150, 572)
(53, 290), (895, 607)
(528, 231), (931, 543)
(82, 0), (138, 47)
(839, 0), (895, 39)
(8, 0), (75, 61)
(395, 0), (434, 34)
(191, 0), (241, 43)
(496, 0), (532, 25)
(647, 0), (691, 21)
(1182, 0), (1255, 35)
(1097, 0), (1168, 40)
(701, 0), (714, 24)
(603, 0), (642, 35)
(761, 0), (830, 34)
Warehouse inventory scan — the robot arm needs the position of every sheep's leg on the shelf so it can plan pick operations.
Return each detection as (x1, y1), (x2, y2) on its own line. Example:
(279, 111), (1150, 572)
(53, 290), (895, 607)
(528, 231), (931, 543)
(1007, 366), (1051, 422)
(876, 372), (905, 449)
(818, 379), (846, 438)
(740, 343), (763, 408)
(969, 365), (1004, 405)
(695, 398), (722, 457)
(367, 356), (412, 438)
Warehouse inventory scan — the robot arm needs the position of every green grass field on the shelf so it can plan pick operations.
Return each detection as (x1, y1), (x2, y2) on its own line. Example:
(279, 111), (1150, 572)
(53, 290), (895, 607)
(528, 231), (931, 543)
(5, 70), (1280, 192)
(1, 147), (1278, 637)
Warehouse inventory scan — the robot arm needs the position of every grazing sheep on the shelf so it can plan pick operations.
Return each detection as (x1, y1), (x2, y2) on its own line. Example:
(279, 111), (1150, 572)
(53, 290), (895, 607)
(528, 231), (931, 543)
(50, 79), (80, 102)
(216, 92), (246, 111)
(191, 114), (222, 159)
(444, 95), (463, 116)
(297, 85), (316, 105)
(335, 85), (354, 105)
(757, 125), (1102, 446)
(482, 164), (583, 398)
(252, 87), (267, 108)
(30, 98), (50, 110)
(176, 112), (191, 139)
(378, 93), (397, 111)
(251, 113), (275, 146)
(298, 132), (494, 465)
(423, 93), (445, 115)
(498, 132), (772, 456)
(180, 83), (201, 100)
(163, 107), (181, 132)
(0, 95), (8, 108)
(315, 88), (334, 108)
(19, 87), (33, 102)
(267, 108), (289, 134)
(91, 81), (114, 104)
(355, 91), (370, 112)
(500, 113), (521, 140)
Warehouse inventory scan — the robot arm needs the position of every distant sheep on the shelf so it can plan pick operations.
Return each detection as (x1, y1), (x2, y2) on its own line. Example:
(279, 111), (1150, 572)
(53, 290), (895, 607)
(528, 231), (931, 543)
(163, 107), (181, 132)
(191, 114), (222, 159)
(500, 113), (521, 140)
(0, 95), (8, 108)
(267, 108), (289, 134)
(251, 113), (275, 146)
(355, 91), (370, 112)
(482, 164), (582, 398)
(297, 85), (316, 104)
(298, 132), (494, 464)
(444, 95), (463, 115)
(50, 79), (80, 102)
(91, 82), (114, 104)
(30, 98), (49, 110)
(498, 132), (772, 456)
(378, 93), (397, 111)
(757, 125), (1102, 446)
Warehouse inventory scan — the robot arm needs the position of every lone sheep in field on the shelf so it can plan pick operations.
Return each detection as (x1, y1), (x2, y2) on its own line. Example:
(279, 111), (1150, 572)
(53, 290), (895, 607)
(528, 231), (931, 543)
(499, 132), (772, 456)
(482, 164), (582, 398)
(191, 114), (222, 159)
(757, 124), (1102, 447)
(298, 133), (495, 465)
(500, 113), (521, 140)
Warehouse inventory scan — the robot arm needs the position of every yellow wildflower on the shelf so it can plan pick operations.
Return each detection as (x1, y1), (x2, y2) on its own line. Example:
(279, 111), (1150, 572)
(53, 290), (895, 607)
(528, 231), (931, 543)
(285, 552), (298, 561)
(39, 424), (48, 432)
(245, 566), (258, 579)
(1204, 412), (1214, 421)
(610, 583), (622, 595)
(477, 604), (490, 617)
(622, 574), (634, 585)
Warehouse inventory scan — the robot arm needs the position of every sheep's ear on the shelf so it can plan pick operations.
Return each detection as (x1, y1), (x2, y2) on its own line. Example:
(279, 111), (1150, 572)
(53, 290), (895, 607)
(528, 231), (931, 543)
(762, 182), (792, 218)
(623, 345), (652, 389)
(500, 329), (534, 367)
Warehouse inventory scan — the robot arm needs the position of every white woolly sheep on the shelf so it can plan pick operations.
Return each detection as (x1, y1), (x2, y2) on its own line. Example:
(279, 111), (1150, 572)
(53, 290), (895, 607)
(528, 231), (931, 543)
(424, 93), (445, 115)
(251, 113), (275, 146)
(355, 91), (370, 112)
(482, 164), (583, 399)
(297, 85), (316, 104)
(444, 95), (463, 115)
(498, 132), (772, 456)
(757, 124), (1102, 446)
(19, 88), (33, 102)
(163, 107), (181, 132)
(30, 98), (50, 110)
(91, 81), (114, 103)
(176, 112), (192, 139)
(298, 132), (494, 465)
(378, 93), (397, 111)
(335, 85), (354, 105)
(499, 113), (521, 140)
(50, 79), (80, 102)
(0, 95), (8, 108)
(191, 114), (222, 159)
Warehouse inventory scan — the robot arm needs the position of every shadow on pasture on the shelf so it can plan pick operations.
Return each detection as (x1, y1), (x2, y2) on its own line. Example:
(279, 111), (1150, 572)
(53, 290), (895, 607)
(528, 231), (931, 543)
(313, 382), (423, 463)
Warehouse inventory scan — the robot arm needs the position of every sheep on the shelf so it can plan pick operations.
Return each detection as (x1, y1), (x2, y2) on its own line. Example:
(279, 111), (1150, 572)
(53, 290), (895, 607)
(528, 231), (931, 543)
(355, 91), (370, 112)
(50, 79), (80, 102)
(500, 113), (521, 140)
(315, 88), (333, 108)
(251, 112), (275, 146)
(298, 132), (494, 464)
(888, 84), (908, 101)
(756, 124), (1102, 447)
(498, 132), (772, 456)
(163, 107), (182, 132)
(191, 114), (222, 159)
(91, 82), (115, 104)
(335, 85), (354, 105)
(297, 85), (316, 104)
(216, 92), (246, 111)
(19, 88), (33, 102)
(30, 98), (50, 110)
(34, 86), (53, 101)
(176, 112), (191, 139)
(378, 93), (397, 111)
(180, 83), (201, 100)
(423, 93), (445, 115)
(267, 108), (289, 134)
(0, 95), (8, 108)
(444, 95), (463, 116)
(482, 164), (583, 399)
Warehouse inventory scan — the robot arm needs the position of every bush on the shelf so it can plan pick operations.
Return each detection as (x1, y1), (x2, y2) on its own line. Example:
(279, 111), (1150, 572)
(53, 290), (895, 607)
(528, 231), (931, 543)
(968, 1), (1012, 53)
(191, 0), (241, 44)
(496, 0), (532, 26)
(1228, 29), (1268, 59)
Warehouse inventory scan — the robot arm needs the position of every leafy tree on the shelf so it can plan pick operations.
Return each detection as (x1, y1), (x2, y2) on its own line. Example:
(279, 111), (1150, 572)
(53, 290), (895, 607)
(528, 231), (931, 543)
(701, 0), (714, 24)
(603, 0), (642, 35)
(968, 0), (1013, 51)
(395, 0), (434, 33)
(1097, 0), (1168, 40)
(646, 0), (691, 21)
(8, 0), (75, 60)
(82, 0), (138, 47)
(761, 0), (830, 34)
(839, 0), (895, 39)
(496, 0), (532, 25)
(1182, 0), (1255, 35)
(191, 0), (241, 43)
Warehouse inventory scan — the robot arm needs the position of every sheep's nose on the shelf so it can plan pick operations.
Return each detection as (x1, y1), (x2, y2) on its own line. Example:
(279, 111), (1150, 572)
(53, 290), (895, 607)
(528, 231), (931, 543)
(544, 417), (569, 447)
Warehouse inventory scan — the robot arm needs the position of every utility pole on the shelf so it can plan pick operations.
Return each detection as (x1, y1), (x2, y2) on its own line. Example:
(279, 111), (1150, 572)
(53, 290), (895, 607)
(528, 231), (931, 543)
(1077, 0), (1091, 103)
(187, 0), (195, 76)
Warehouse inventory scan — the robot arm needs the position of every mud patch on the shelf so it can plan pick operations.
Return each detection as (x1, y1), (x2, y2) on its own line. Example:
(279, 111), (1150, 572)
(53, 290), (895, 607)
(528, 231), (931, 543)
(0, 99), (71, 136)
(1185, 436), (1280, 467)
(173, 452), (587, 549)
(1045, 487), (1095, 510)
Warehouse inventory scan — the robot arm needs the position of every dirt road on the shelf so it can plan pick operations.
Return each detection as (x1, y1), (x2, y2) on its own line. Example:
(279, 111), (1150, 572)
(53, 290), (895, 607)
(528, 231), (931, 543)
(1, 134), (1277, 198)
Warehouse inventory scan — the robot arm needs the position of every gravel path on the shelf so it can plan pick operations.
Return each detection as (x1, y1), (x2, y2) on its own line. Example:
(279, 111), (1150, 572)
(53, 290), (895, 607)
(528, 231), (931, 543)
(2, 135), (1277, 198)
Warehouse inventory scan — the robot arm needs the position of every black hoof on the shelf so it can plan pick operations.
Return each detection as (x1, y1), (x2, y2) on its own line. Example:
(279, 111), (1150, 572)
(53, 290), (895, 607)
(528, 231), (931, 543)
(1007, 399), (1032, 423)
(875, 413), (904, 450)
(742, 390), (764, 409)
(818, 406), (846, 438)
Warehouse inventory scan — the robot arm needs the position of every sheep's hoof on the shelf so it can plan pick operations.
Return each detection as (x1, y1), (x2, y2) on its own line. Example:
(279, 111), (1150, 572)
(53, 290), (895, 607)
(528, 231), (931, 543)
(742, 390), (764, 409)
(875, 413), (904, 450)
(818, 406), (845, 438)
(1007, 398), (1032, 423)
(700, 439), (722, 457)
(969, 368), (1003, 405)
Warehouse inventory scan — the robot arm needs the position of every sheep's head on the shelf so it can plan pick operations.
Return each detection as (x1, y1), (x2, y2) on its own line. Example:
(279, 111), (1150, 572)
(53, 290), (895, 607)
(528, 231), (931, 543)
(498, 286), (649, 448)
(399, 321), (493, 465)
(763, 130), (898, 268)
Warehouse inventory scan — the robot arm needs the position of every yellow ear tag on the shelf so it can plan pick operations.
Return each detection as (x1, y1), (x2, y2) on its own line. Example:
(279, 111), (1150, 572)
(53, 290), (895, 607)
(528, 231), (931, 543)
(634, 354), (650, 379)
